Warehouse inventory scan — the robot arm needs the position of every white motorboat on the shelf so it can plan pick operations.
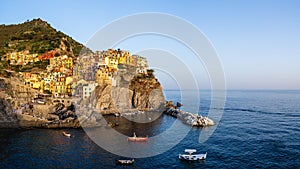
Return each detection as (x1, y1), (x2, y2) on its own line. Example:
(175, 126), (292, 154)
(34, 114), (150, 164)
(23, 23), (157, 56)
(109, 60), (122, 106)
(117, 159), (134, 165)
(179, 149), (207, 161)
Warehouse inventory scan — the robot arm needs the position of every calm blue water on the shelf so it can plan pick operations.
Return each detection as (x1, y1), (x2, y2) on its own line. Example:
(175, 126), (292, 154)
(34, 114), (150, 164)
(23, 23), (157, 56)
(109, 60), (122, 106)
(1, 90), (300, 168)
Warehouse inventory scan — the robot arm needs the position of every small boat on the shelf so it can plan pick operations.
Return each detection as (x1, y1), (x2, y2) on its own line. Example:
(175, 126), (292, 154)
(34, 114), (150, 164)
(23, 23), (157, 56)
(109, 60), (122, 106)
(127, 132), (148, 142)
(117, 159), (134, 165)
(179, 149), (207, 161)
(62, 131), (71, 137)
(37, 100), (46, 105)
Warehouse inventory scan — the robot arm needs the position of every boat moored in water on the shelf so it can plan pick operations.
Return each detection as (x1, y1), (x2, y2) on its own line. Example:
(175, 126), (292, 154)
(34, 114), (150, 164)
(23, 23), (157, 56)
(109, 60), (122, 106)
(62, 131), (71, 137)
(179, 149), (207, 161)
(117, 159), (134, 165)
(127, 132), (148, 142)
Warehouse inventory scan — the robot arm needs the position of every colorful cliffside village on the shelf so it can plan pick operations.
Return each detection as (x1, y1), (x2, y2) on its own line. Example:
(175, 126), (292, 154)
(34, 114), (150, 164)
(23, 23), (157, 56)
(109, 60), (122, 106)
(0, 19), (214, 129)
(4, 48), (148, 100)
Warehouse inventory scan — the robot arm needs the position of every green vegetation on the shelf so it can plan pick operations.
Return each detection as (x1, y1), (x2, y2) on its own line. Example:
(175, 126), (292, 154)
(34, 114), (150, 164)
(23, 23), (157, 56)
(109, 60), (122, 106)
(44, 90), (52, 94)
(147, 69), (155, 78)
(9, 59), (50, 72)
(0, 18), (87, 58)
(0, 18), (94, 74)
(136, 69), (155, 79)
(32, 60), (50, 69)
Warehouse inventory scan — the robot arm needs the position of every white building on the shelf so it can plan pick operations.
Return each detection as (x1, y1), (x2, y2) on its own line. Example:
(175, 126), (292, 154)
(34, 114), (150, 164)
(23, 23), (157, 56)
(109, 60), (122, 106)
(82, 82), (98, 99)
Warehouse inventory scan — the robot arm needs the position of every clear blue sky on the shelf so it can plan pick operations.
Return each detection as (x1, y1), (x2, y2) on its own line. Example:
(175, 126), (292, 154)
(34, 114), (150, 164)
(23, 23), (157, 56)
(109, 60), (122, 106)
(1, 0), (300, 89)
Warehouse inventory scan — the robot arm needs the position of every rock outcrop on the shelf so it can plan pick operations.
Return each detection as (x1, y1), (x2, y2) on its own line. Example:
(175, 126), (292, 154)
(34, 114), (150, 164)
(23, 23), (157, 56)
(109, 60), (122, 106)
(70, 66), (166, 128)
(78, 66), (165, 115)
(164, 107), (215, 127)
(129, 74), (165, 110)
(164, 102), (215, 127)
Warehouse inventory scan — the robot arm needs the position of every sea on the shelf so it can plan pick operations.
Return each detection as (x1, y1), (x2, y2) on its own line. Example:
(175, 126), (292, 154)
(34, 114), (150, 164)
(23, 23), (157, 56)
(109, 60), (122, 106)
(1, 90), (300, 169)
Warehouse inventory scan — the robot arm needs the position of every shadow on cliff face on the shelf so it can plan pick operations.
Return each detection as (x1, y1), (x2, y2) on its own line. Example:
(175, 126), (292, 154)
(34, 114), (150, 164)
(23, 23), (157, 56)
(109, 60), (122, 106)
(70, 65), (167, 129)
(79, 67), (166, 115)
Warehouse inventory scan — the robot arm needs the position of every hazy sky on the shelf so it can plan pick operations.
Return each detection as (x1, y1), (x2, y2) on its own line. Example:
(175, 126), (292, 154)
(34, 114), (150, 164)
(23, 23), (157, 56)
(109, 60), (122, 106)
(1, 0), (300, 89)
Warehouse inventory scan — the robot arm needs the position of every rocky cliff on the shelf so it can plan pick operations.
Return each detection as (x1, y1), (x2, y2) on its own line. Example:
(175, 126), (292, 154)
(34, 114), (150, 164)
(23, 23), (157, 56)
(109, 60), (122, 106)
(91, 67), (165, 113)
(129, 72), (165, 110)
(0, 66), (166, 128)
(0, 98), (18, 128)
(0, 74), (81, 128)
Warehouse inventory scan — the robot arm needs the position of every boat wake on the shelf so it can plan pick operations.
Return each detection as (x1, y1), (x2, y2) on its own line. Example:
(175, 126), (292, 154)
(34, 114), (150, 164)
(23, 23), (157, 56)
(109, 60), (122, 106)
(218, 108), (300, 118)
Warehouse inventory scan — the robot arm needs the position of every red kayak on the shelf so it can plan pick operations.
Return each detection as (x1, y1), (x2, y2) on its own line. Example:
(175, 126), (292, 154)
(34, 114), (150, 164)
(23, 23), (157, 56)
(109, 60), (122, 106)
(127, 132), (148, 142)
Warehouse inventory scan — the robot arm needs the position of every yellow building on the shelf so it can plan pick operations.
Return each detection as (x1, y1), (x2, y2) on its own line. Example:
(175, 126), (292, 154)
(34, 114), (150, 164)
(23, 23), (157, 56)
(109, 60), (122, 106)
(42, 81), (48, 91)
(42, 77), (53, 92)
(24, 73), (42, 90)
(6, 52), (20, 65)
(5, 50), (38, 65)
(66, 84), (72, 96)
(63, 57), (73, 69)
(96, 68), (109, 84)
(49, 81), (55, 96)
(106, 49), (118, 58)
(29, 78), (41, 90)
(53, 77), (67, 97)
(104, 57), (118, 71)
(118, 55), (127, 64)
(65, 77), (73, 85)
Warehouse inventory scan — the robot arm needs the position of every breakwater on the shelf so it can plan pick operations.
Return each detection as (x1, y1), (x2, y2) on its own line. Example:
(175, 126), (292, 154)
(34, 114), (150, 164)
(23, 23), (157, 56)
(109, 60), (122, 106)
(164, 107), (214, 127)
